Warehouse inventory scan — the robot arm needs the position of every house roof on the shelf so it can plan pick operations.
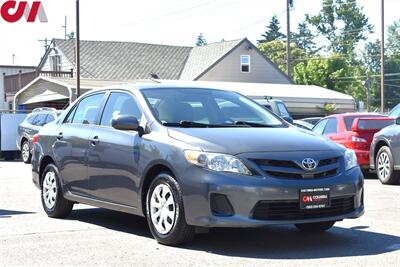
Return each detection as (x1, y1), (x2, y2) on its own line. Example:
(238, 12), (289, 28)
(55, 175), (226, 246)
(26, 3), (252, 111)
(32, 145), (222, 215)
(53, 39), (192, 80)
(49, 38), (290, 83)
(179, 39), (244, 80)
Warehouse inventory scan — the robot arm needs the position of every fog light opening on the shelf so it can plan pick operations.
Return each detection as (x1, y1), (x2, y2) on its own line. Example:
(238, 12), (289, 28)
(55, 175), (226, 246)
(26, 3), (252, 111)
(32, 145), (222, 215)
(210, 193), (234, 217)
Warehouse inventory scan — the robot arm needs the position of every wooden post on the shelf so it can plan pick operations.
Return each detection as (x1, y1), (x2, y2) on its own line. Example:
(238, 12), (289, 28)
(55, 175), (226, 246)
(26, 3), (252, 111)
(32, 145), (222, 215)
(18, 70), (22, 91)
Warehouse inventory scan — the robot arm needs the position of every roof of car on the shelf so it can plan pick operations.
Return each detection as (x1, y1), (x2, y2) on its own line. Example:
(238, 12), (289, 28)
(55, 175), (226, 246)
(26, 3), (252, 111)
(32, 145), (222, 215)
(326, 112), (385, 118)
(94, 82), (231, 93)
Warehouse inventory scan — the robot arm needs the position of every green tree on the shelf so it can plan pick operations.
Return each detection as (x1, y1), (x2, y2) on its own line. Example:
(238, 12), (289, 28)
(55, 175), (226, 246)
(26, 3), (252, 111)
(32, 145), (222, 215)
(387, 19), (400, 55)
(195, 33), (207, 46)
(363, 40), (381, 74)
(292, 22), (316, 53)
(306, 0), (372, 56)
(257, 40), (307, 72)
(257, 15), (285, 44)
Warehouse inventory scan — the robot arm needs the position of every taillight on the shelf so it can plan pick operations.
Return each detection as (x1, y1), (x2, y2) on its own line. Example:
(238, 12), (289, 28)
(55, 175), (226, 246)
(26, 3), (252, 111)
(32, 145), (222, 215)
(32, 134), (39, 144)
(351, 136), (367, 143)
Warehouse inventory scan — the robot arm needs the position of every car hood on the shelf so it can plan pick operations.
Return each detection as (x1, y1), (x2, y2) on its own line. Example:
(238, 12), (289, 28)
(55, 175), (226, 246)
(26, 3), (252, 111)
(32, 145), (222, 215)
(167, 126), (343, 155)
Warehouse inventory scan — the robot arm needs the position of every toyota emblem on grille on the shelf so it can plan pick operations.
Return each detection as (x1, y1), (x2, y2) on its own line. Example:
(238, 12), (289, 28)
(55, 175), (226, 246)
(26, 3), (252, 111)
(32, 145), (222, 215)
(301, 158), (318, 171)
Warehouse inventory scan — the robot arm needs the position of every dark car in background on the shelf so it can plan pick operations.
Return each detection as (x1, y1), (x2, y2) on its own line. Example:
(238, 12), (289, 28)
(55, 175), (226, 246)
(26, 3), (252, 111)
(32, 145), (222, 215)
(370, 117), (400, 185)
(293, 120), (314, 131)
(31, 84), (364, 245)
(17, 108), (60, 163)
(312, 113), (394, 171)
(301, 117), (323, 126)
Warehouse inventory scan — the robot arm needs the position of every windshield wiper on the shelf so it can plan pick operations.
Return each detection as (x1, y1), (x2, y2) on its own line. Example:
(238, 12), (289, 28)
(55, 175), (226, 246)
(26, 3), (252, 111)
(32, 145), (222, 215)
(162, 121), (248, 128)
(234, 121), (280, 127)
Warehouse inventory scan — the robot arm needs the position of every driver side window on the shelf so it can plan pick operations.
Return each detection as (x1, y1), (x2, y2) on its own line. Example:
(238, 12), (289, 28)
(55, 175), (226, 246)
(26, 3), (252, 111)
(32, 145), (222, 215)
(100, 92), (142, 127)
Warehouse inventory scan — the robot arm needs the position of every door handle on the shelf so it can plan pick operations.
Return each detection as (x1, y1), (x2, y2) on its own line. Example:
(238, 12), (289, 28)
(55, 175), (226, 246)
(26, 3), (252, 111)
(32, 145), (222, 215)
(90, 136), (100, 145)
(57, 132), (63, 140)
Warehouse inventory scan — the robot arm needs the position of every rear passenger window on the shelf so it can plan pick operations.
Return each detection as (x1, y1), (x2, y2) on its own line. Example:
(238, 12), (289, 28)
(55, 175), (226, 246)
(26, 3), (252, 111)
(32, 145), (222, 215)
(323, 118), (337, 134)
(72, 93), (105, 125)
(100, 92), (142, 127)
(27, 115), (37, 125)
(32, 114), (47, 126)
(312, 119), (328, 135)
(45, 114), (55, 124)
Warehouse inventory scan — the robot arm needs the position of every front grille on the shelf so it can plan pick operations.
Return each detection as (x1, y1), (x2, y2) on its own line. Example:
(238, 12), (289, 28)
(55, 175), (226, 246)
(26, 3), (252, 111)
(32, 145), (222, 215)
(319, 157), (339, 167)
(252, 159), (301, 169)
(252, 197), (355, 220)
(249, 156), (340, 179)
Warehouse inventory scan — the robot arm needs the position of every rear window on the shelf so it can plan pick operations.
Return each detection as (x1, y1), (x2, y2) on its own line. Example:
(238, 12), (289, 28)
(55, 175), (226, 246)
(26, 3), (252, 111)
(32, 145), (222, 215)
(344, 115), (384, 131)
(357, 119), (394, 130)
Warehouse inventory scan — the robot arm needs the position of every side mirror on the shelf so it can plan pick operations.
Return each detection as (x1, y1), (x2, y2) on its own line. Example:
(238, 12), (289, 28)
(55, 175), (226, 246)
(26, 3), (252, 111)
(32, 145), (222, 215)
(396, 117), (400, 125)
(112, 115), (139, 131)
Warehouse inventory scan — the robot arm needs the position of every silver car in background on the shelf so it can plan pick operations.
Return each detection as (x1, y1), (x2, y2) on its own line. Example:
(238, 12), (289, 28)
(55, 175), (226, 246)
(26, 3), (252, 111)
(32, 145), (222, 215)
(17, 108), (60, 163)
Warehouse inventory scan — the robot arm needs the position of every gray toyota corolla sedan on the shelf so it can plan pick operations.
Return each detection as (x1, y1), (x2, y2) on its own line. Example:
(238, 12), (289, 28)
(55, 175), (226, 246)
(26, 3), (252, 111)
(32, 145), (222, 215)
(31, 84), (364, 245)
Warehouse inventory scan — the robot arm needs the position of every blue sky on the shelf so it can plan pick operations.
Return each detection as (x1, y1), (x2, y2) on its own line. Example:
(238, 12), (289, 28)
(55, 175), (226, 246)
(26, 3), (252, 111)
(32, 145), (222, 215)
(0, 0), (398, 66)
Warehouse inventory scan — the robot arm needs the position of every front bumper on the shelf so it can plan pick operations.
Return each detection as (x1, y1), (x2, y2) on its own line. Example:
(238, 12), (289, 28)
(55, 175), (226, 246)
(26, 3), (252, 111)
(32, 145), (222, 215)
(181, 166), (364, 228)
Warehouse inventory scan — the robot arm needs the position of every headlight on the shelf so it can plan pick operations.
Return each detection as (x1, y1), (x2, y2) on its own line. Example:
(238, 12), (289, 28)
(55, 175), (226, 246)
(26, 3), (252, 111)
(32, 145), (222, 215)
(344, 149), (358, 171)
(184, 150), (252, 175)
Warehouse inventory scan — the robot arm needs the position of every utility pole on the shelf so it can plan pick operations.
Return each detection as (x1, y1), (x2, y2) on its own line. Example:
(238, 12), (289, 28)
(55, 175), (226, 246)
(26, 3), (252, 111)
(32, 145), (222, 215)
(365, 76), (371, 112)
(286, 0), (291, 78)
(75, 0), (81, 98)
(62, 16), (67, 40)
(38, 38), (50, 52)
(380, 0), (385, 113)
(12, 54), (15, 64)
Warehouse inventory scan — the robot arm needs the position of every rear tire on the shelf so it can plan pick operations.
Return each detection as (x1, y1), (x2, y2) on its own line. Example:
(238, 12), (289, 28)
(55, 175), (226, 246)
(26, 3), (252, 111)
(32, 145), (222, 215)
(146, 172), (195, 246)
(376, 146), (400, 185)
(21, 140), (32, 164)
(41, 164), (73, 218)
(295, 221), (335, 232)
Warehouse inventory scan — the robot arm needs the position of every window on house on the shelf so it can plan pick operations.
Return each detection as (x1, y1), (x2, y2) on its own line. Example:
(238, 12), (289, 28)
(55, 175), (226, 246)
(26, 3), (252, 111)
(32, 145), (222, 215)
(241, 55), (250, 73)
(50, 55), (61, 72)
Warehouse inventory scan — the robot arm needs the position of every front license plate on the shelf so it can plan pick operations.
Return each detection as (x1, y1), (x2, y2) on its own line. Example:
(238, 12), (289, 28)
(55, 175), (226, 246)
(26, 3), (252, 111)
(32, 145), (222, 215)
(300, 188), (330, 209)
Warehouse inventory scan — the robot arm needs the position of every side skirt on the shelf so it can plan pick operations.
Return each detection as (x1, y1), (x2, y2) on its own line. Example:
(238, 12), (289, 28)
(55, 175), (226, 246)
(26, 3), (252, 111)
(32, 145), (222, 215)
(64, 191), (142, 216)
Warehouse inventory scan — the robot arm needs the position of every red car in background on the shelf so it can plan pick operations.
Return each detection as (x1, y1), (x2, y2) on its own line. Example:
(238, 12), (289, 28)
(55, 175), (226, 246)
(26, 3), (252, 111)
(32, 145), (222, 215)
(312, 113), (394, 170)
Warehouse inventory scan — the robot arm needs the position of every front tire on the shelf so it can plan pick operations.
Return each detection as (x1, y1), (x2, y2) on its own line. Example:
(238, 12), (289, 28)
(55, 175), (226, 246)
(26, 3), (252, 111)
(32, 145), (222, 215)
(21, 140), (32, 164)
(376, 146), (400, 185)
(295, 221), (335, 232)
(41, 164), (73, 218)
(146, 172), (195, 245)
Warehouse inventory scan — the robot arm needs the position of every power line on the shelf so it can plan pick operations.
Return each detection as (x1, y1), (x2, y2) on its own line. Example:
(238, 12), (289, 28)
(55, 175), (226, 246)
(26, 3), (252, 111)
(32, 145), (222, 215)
(333, 72), (400, 80)
(384, 83), (400, 88)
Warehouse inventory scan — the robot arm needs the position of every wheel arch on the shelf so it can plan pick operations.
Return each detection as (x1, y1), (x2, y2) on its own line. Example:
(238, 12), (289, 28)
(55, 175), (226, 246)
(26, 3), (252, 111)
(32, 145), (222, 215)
(374, 139), (390, 166)
(39, 155), (56, 186)
(20, 136), (29, 147)
(139, 161), (177, 216)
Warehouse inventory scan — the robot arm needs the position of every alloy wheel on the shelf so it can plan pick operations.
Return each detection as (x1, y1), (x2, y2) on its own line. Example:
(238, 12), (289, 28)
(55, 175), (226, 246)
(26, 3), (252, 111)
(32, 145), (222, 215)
(22, 142), (30, 162)
(378, 152), (391, 180)
(42, 171), (57, 209)
(150, 184), (176, 235)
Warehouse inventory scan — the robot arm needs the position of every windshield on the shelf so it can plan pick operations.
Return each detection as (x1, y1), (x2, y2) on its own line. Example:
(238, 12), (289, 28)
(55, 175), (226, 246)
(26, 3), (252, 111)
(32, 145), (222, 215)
(141, 88), (284, 127)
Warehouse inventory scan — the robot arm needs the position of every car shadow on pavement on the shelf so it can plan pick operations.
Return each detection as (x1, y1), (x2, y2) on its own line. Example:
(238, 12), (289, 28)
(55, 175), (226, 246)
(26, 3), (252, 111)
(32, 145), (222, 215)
(68, 208), (152, 238)
(67, 208), (400, 260)
(0, 209), (36, 218)
(186, 226), (400, 259)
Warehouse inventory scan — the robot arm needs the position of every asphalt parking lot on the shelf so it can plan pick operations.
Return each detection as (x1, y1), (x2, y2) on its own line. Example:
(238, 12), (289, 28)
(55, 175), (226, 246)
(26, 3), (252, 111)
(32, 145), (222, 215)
(1, 161), (399, 267)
